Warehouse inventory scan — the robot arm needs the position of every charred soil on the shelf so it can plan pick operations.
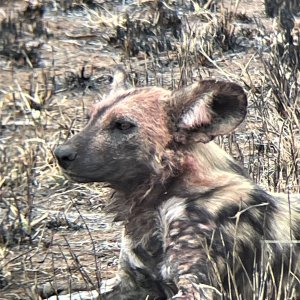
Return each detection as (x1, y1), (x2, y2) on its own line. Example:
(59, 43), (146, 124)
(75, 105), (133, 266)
(0, 0), (299, 299)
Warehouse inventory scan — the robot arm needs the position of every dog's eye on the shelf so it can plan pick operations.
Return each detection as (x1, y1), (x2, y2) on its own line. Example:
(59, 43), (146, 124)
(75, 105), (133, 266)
(115, 121), (135, 132)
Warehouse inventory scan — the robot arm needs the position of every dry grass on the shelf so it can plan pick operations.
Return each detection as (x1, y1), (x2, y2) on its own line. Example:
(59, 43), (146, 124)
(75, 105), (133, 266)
(0, 0), (299, 299)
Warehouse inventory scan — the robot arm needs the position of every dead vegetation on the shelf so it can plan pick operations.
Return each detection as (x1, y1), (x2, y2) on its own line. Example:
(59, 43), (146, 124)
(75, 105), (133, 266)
(0, 0), (299, 299)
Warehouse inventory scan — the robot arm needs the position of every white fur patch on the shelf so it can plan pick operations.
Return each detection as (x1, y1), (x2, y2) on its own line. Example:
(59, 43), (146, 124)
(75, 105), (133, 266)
(159, 196), (187, 280)
(100, 277), (120, 294)
(179, 94), (212, 129)
(120, 233), (146, 269)
(160, 264), (172, 280)
(159, 196), (187, 231)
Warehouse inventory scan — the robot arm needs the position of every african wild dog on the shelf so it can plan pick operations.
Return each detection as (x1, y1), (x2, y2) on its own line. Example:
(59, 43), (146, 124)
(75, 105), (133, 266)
(55, 69), (300, 300)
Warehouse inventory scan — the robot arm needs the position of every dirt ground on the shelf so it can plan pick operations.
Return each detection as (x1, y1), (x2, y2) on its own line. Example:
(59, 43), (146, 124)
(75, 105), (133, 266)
(0, 0), (299, 299)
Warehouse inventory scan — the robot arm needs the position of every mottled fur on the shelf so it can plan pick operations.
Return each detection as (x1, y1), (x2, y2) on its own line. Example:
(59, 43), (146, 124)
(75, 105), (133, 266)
(55, 76), (300, 300)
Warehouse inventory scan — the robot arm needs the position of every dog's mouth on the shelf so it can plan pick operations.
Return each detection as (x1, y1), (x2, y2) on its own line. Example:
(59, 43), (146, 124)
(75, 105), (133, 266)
(62, 171), (93, 183)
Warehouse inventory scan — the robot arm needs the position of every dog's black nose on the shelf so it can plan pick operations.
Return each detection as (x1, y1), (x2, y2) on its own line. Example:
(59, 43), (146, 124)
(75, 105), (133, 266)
(54, 145), (77, 169)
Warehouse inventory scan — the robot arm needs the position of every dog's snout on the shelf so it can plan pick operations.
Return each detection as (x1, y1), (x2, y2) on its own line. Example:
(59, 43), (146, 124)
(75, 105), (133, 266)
(54, 145), (77, 169)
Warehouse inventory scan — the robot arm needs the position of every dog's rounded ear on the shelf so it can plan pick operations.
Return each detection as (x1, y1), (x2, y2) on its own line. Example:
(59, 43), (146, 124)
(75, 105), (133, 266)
(110, 65), (131, 94)
(169, 80), (247, 144)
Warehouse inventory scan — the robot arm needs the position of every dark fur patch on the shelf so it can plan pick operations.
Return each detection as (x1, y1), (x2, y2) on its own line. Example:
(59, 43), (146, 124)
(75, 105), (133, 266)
(227, 159), (250, 178)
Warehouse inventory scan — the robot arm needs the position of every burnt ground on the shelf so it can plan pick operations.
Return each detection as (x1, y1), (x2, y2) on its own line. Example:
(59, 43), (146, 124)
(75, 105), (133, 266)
(0, 0), (299, 299)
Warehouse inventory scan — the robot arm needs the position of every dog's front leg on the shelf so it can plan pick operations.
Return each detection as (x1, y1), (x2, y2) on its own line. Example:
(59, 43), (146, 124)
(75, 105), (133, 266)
(163, 220), (223, 300)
